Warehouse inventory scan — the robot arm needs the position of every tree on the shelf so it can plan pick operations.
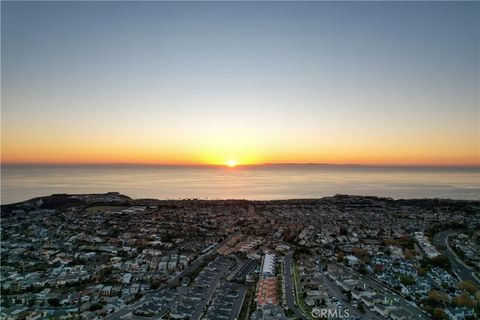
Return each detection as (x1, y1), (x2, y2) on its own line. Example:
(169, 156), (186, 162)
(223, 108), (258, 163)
(431, 256), (450, 270)
(417, 267), (427, 277)
(285, 309), (294, 317)
(426, 290), (450, 307)
(352, 248), (368, 259)
(89, 303), (103, 311)
(383, 247), (392, 256)
(399, 274), (416, 286)
(458, 280), (478, 294)
(1, 287), (11, 296)
(100, 267), (112, 277)
(404, 250), (415, 260)
(453, 292), (476, 308)
(3, 297), (12, 308)
(357, 302), (365, 313)
(47, 297), (60, 307)
(358, 264), (367, 274)
(336, 252), (344, 263)
(346, 290), (352, 301)
(150, 280), (161, 290)
(432, 308), (446, 320)
(362, 255), (372, 264)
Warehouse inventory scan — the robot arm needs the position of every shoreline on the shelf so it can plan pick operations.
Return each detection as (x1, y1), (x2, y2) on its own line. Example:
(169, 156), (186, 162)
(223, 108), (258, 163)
(2, 192), (479, 209)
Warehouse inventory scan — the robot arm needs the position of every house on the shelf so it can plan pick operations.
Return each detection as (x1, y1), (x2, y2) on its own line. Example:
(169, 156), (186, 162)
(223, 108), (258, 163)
(122, 273), (132, 284)
(130, 283), (140, 295)
(345, 255), (359, 266)
(444, 308), (476, 320)
(101, 286), (112, 296)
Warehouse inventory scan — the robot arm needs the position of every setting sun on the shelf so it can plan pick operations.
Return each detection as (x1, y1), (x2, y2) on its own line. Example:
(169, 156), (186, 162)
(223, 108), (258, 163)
(226, 160), (237, 168)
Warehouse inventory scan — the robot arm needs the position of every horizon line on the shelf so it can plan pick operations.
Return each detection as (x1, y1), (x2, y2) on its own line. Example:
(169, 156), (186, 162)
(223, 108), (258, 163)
(1, 162), (479, 168)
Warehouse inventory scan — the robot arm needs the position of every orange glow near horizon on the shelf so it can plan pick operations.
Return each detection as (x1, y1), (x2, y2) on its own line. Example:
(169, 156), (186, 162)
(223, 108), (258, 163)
(2, 2), (479, 169)
(1, 117), (479, 167)
(2, 143), (479, 167)
(2, 107), (478, 167)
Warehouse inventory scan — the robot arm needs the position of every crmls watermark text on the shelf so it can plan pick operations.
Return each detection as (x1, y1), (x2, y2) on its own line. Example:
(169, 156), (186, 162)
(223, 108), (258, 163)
(311, 308), (351, 319)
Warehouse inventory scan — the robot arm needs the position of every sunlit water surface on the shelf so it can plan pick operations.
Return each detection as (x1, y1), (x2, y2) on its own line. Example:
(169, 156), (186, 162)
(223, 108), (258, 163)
(1, 165), (479, 204)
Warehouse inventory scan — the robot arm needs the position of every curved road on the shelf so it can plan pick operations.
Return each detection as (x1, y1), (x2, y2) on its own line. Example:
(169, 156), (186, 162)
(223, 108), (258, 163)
(433, 230), (479, 286)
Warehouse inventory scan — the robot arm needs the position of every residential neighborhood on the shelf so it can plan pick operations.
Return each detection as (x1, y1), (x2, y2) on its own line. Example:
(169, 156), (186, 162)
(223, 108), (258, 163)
(1, 193), (479, 320)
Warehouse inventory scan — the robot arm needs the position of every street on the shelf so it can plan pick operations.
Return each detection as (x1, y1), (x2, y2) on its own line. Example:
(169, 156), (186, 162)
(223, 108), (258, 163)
(105, 233), (240, 320)
(318, 265), (376, 320)
(284, 254), (309, 320)
(433, 230), (480, 286)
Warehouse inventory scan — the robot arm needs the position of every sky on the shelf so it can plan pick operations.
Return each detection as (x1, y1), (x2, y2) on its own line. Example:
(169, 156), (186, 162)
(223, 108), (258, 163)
(1, 1), (479, 166)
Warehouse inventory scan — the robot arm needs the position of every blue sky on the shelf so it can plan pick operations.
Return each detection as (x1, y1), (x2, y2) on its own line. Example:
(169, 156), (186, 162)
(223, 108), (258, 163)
(1, 1), (479, 165)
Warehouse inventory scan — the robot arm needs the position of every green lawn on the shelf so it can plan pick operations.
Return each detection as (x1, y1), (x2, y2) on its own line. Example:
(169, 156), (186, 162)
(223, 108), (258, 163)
(292, 262), (314, 320)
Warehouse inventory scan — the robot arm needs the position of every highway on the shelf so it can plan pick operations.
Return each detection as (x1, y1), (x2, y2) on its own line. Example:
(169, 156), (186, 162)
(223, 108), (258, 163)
(284, 254), (309, 320)
(433, 230), (480, 286)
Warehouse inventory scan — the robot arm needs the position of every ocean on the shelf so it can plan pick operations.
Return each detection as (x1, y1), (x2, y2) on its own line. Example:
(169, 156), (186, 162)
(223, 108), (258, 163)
(1, 165), (479, 204)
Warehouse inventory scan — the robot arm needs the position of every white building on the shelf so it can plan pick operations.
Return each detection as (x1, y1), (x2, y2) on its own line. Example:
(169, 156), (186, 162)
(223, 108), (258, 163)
(122, 273), (132, 284)
(262, 253), (275, 277)
(414, 232), (440, 259)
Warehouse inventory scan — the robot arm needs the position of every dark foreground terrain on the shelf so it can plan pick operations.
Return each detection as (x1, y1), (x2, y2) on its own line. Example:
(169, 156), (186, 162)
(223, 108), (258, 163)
(1, 193), (479, 320)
